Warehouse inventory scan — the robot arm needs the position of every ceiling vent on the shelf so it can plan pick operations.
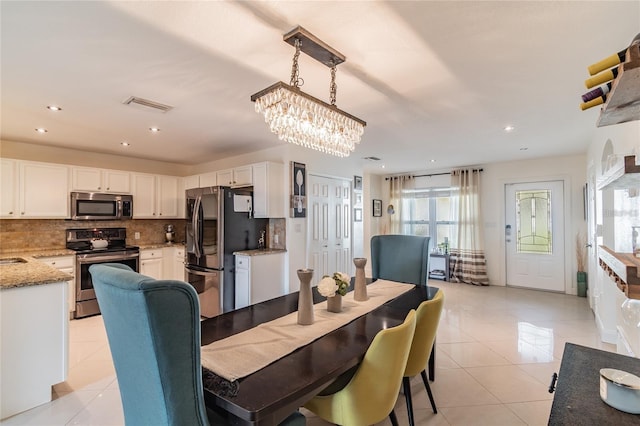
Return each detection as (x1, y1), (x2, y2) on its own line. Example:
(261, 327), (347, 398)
(363, 156), (381, 161)
(123, 96), (173, 113)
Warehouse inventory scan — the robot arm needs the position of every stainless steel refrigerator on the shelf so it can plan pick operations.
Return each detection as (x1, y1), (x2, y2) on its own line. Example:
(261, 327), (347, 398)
(185, 186), (268, 317)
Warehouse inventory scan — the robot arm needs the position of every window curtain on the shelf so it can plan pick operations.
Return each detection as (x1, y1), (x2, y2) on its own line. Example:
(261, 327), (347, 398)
(388, 175), (414, 234)
(450, 169), (489, 285)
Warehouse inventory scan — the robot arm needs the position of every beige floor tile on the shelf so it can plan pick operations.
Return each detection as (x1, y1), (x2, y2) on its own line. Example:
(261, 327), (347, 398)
(506, 400), (553, 426)
(0, 390), (101, 426)
(67, 388), (124, 426)
(516, 361), (562, 387)
(428, 368), (502, 407)
(482, 339), (555, 364)
(440, 404), (526, 425)
(465, 365), (554, 404)
(439, 342), (511, 368)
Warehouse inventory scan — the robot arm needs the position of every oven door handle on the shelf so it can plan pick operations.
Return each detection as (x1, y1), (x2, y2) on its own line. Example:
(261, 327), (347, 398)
(77, 253), (140, 263)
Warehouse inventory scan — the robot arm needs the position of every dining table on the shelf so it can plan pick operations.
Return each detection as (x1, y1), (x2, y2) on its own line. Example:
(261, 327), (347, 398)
(200, 279), (439, 426)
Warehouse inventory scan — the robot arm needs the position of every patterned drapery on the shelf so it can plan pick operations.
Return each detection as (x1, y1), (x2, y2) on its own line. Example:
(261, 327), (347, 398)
(450, 169), (489, 285)
(388, 175), (414, 234)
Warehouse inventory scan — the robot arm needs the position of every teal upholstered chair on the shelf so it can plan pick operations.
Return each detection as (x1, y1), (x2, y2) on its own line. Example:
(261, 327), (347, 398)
(371, 235), (431, 286)
(90, 263), (305, 426)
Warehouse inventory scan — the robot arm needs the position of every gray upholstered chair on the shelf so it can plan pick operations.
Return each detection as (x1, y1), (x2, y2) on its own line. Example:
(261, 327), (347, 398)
(371, 235), (431, 286)
(90, 263), (305, 426)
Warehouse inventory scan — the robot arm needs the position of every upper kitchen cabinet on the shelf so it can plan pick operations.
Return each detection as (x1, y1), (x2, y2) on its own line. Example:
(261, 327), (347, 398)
(1, 159), (18, 218)
(18, 161), (69, 218)
(199, 172), (217, 187)
(184, 174), (201, 190)
(217, 165), (252, 187)
(71, 167), (130, 193)
(252, 162), (285, 218)
(132, 173), (180, 218)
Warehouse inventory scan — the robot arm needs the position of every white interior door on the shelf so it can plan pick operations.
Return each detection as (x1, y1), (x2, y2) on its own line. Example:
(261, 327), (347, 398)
(307, 175), (351, 286)
(505, 180), (565, 292)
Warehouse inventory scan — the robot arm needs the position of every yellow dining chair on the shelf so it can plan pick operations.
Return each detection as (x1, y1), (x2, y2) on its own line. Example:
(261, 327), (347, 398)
(402, 289), (444, 426)
(303, 310), (417, 426)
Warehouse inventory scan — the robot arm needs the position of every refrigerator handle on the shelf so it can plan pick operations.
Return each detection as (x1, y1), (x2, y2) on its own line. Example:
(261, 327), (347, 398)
(193, 195), (202, 258)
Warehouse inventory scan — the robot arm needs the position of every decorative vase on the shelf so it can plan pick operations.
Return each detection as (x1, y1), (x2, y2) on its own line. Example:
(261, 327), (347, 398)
(297, 269), (314, 325)
(353, 258), (368, 301)
(327, 295), (342, 313)
(577, 271), (587, 297)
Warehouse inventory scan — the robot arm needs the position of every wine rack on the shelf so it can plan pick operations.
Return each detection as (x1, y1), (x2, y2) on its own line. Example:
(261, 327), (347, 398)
(597, 39), (640, 126)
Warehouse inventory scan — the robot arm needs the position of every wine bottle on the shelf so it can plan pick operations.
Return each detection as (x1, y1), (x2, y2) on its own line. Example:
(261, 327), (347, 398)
(587, 49), (626, 76)
(581, 82), (612, 103)
(585, 67), (618, 89)
(580, 95), (606, 111)
(588, 35), (640, 75)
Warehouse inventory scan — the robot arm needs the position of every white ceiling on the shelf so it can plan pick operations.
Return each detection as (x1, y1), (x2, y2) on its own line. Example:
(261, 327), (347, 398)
(2, 1), (639, 174)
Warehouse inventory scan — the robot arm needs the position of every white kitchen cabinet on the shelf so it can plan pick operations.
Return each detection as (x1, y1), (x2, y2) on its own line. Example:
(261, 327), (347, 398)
(38, 255), (75, 316)
(217, 165), (252, 187)
(199, 172), (217, 187)
(132, 174), (180, 218)
(71, 167), (130, 193)
(1, 281), (68, 419)
(19, 161), (69, 218)
(1, 158), (18, 218)
(162, 246), (185, 281)
(252, 162), (285, 218)
(184, 175), (201, 190)
(140, 249), (163, 279)
(234, 252), (285, 308)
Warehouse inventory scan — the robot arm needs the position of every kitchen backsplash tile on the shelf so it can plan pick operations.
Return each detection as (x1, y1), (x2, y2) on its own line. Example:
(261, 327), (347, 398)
(0, 219), (186, 253)
(1, 218), (286, 253)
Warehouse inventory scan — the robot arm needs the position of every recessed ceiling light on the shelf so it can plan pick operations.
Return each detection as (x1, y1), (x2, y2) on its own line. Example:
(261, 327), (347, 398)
(46, 105), (62, 111)
(504, 125), (515, 132)
(35, 128), (48, 133)
(149, 127), (160, 133)
(429, 159), (436, 163)
(121, 142), (130, 147)
(381, 165), (386, 169)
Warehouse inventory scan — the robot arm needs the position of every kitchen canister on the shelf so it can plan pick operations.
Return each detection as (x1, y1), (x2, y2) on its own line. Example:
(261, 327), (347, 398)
(599, 368), (640, 414)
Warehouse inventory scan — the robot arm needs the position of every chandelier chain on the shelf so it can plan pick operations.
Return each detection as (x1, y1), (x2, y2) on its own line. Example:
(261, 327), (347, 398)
(290, 38), (302, 88)
(330, 65), (337, 106)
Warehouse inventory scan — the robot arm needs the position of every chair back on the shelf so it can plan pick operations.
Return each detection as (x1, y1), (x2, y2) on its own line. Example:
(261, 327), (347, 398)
(304, 310), (417, 425)
(371, 235), (430, 285)
(89, 263), (209, 426)
(405, 289), (444, 377)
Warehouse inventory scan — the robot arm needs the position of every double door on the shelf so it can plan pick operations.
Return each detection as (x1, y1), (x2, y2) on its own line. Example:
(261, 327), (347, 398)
(307, 175), (352, 285)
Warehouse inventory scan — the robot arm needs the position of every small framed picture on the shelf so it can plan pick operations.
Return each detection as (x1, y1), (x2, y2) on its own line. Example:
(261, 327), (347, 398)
(355, 193), (363, 206)
(354, 208), (362, 222)
(290, 161), (306, 218)
(353, 175), (362, 191)
(373, 199), (382, 217)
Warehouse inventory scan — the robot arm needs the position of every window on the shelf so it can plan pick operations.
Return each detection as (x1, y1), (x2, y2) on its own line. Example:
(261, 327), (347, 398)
(399, 187), (456, 248)
(515, 189), (553, 254)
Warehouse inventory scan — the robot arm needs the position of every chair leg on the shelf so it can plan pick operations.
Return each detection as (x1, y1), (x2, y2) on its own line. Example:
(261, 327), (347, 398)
(389, 409), (399, 426)
(403, 377), (415, 426)
(428, 341), (436, 381)
(420, 370), (437, 414)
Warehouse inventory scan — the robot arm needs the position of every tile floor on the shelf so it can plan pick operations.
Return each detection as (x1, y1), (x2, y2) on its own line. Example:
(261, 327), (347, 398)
(2, 280), (616, 426)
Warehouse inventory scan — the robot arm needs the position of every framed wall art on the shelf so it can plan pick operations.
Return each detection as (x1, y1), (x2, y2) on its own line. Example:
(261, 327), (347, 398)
(353, 175), (363, 191)
(290, 161), (306, 218)
(373, 199), (382, 217)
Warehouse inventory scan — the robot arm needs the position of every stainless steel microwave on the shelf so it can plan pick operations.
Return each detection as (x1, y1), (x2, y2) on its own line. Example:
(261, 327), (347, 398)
(70, 192), (133, 220)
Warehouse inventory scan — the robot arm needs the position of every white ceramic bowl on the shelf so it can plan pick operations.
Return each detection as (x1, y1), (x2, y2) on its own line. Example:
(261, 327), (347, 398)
(600, 368), (640, 414)
(91, 239), (108, 249)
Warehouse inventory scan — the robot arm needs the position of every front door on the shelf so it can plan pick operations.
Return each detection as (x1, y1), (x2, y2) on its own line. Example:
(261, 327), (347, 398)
(505, 180), (565, 292)
(307, 175), (351, 285)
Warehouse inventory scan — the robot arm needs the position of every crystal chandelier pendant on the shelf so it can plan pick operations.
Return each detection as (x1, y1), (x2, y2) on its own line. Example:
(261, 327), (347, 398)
(251, 26), (366, 158)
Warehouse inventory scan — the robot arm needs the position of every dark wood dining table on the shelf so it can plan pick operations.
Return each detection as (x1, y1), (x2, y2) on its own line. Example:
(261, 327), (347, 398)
(200, 281), (439, 426)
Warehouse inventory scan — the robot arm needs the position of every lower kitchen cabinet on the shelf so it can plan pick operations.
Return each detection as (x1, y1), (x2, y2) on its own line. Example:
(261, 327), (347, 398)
(37, 255), (75, 316)
(162, 246), (185, 281)
(235, 251), (285, 309)
(140, 249), (163, 279)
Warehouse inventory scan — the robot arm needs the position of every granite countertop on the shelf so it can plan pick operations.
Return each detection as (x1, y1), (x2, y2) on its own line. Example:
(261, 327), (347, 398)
(233, 248), (287, 256)
(0, 256), (73, 290)
(0, 248), (76, 258)
(138, 242), (185, 250)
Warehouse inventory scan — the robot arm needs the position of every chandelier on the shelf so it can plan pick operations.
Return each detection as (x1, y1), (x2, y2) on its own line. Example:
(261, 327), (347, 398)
(251, 26), (366, 158)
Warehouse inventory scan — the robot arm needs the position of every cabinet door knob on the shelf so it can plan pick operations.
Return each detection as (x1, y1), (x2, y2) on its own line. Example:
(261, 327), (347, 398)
(107, 187), (110, 191)
(98, 186), (101, 190)
(21, 212), (25, 215)
(8, 211), (13, 215)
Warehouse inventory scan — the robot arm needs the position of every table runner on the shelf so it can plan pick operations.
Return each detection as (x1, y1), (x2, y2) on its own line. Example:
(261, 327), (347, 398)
(201, 279), (413, 382)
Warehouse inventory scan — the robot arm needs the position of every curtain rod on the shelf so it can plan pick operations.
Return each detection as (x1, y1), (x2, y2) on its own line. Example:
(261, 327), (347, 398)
(385, 168), (483, 180)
